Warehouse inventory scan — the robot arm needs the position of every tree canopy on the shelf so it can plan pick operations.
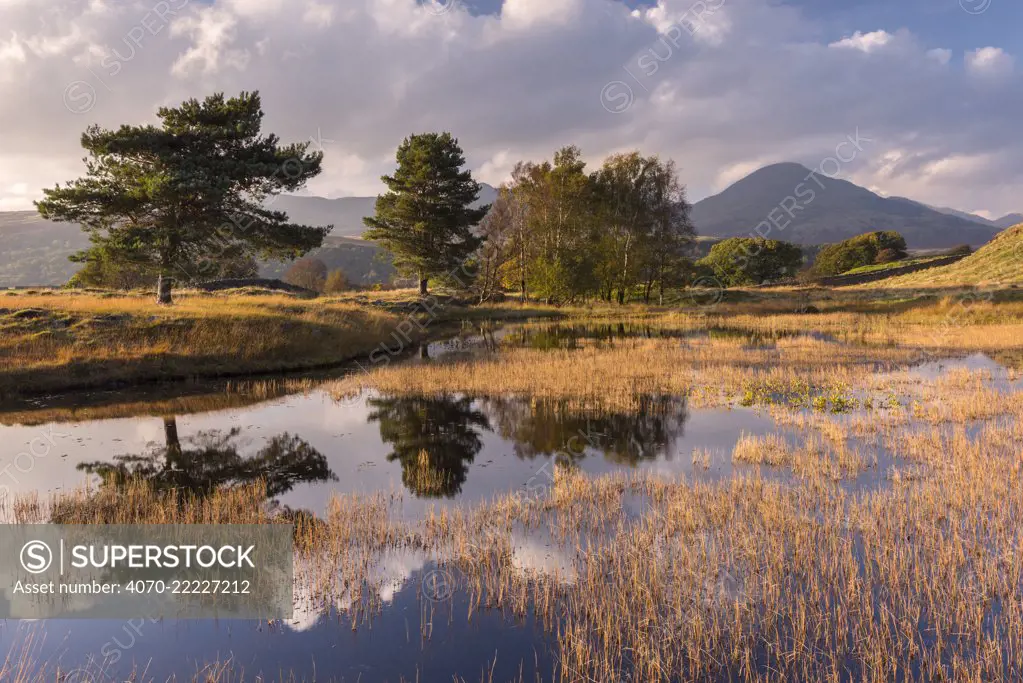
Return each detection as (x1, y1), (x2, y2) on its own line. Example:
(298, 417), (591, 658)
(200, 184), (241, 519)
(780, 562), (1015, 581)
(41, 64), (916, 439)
(363, 132), (488, 295)
(37, 91), (329, 302)
(475, 147), (695, 305)
(697, 237), (804, 286)
(811, 231), (908, 276)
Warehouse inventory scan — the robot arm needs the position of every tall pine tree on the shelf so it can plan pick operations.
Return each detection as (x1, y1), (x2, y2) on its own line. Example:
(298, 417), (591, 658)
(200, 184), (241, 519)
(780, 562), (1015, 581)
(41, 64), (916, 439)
(36, 91), (329, 303)
(363, 133), (488, 295)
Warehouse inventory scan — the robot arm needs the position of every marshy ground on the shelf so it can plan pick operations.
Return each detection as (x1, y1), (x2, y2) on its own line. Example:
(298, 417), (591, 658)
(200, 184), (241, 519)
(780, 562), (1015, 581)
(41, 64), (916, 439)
(2, 287), (1022, 681)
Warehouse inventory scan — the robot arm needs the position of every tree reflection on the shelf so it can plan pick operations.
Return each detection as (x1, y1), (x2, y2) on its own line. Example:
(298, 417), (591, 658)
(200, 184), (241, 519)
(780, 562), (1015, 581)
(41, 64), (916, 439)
(366, 395), (491, 498)
(482, 395), (688, 465)
(78, 416), (337, 499)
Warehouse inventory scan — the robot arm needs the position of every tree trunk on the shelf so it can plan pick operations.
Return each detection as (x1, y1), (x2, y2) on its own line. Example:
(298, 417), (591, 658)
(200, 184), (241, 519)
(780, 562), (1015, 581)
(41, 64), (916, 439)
(419, 278), (428, 296)
(164, 416), (182, 464)
(157, 275), (174, 305)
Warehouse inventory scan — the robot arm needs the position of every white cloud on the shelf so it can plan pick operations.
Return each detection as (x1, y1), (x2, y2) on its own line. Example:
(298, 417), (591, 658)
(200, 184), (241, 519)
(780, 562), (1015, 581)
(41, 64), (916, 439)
(829, 30), (893, 53)
(926, 48), (951, 65)
(170, 7), (249, 77)
(302, 1), (335, 27)
(501, 0), (583, 29)
(966, 46), (1014, 79)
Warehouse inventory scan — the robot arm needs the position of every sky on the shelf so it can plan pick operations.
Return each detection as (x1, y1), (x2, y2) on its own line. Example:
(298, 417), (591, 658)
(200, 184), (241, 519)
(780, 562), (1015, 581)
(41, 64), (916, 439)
(0, 0), (1020, 218)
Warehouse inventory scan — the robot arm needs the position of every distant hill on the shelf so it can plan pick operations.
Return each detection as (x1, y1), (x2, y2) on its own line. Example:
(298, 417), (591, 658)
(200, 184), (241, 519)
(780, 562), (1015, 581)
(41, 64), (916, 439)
(261, 235), (395, 285)
(994, 213), (1023, 229)
(0, 185), (497, 287)
(271, 183), (498, 237)
(926, 205), (998, 226)
(924, 205), (1023, 230)
(875, 223), (1023, 288)
(691, 163), (1001, 249)
(0, 211), (88, 286)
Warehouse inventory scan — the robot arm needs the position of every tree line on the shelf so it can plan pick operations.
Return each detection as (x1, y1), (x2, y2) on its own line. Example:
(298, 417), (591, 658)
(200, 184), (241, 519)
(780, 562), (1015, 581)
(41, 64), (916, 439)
(36, 89), (922, 304)
(471, 146), (695, 305)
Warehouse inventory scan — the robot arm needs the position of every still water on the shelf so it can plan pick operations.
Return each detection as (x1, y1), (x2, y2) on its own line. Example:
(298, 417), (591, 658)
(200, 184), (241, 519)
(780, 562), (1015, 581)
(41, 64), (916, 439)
(0, 324), (1015, 680)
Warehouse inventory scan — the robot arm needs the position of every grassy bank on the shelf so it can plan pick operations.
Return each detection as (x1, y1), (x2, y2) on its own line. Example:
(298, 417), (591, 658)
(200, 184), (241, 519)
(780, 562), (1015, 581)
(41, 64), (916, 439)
(3, 283), (1022, 399)
(875, 223), (1023, 288)
(0, 288), (560, 398)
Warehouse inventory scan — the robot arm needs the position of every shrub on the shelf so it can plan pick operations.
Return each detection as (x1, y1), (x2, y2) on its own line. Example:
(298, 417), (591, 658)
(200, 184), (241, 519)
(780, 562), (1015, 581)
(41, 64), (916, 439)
(947, 244), (973, 257)
(696, 237), (804, 287)
(323, 269), (350, 294)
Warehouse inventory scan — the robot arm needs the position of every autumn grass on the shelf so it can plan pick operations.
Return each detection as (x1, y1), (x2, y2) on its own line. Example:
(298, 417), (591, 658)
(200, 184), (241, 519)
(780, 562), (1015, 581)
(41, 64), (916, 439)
(875, 223), (1023, 288)
(331, 334), (919, 411)
(12, 390), (1023, 681)
(3, 284), (1022, 398)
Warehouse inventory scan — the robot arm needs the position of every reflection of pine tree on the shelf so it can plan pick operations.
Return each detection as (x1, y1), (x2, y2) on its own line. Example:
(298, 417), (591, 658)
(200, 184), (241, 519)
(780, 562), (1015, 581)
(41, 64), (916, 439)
(482, 396), (688, 465)
(78, 416), (337, 499)
(367, 395), (491, 498)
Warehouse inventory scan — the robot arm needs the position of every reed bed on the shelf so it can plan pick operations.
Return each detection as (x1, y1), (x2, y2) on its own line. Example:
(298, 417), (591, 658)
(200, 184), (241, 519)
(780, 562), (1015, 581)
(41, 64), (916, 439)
(12, 396), (1023, 681)
(331, 336), (926, 412)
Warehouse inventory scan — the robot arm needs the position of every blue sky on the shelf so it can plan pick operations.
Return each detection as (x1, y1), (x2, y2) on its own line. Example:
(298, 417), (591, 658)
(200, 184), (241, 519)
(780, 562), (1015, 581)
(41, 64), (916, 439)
(783, 0), (1021, 53)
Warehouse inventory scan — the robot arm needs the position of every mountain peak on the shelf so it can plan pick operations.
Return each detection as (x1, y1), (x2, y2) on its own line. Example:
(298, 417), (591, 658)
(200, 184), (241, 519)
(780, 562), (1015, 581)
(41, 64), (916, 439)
(753, 161), (814, 174)
(692, 164), (999, 248)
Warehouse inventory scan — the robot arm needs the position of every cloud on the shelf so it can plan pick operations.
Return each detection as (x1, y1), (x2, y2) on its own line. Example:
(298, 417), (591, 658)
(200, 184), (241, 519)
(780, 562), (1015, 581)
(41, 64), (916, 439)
(829, 29), (894, 53)
(0, 0), (1021, 219)
(966, 46), (1014, 79)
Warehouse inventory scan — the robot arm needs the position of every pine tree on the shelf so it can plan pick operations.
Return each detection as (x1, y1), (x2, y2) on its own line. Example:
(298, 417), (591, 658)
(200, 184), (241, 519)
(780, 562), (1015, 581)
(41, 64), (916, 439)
(363, 133), (488, 295)
(36, 91), (329, 303)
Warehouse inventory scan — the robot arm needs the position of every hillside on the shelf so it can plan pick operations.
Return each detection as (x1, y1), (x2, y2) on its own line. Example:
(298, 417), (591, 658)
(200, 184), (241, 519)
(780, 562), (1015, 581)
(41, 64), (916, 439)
(0, 185), (497, 287)
(271, 183), (497, 237)
(0, 211), (89, 286)
(874, 224), (1023, 288)
(691, 163), (1000, 249)
(262, 235), (395, 284)
(0, 213), (394, 287)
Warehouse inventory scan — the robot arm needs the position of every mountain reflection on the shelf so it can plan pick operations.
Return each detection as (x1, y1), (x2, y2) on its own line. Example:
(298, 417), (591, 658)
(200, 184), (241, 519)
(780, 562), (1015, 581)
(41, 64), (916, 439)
(482, 395), (688, 464)
(77, 416), (337, 499)
(367, 395), (491, 498)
